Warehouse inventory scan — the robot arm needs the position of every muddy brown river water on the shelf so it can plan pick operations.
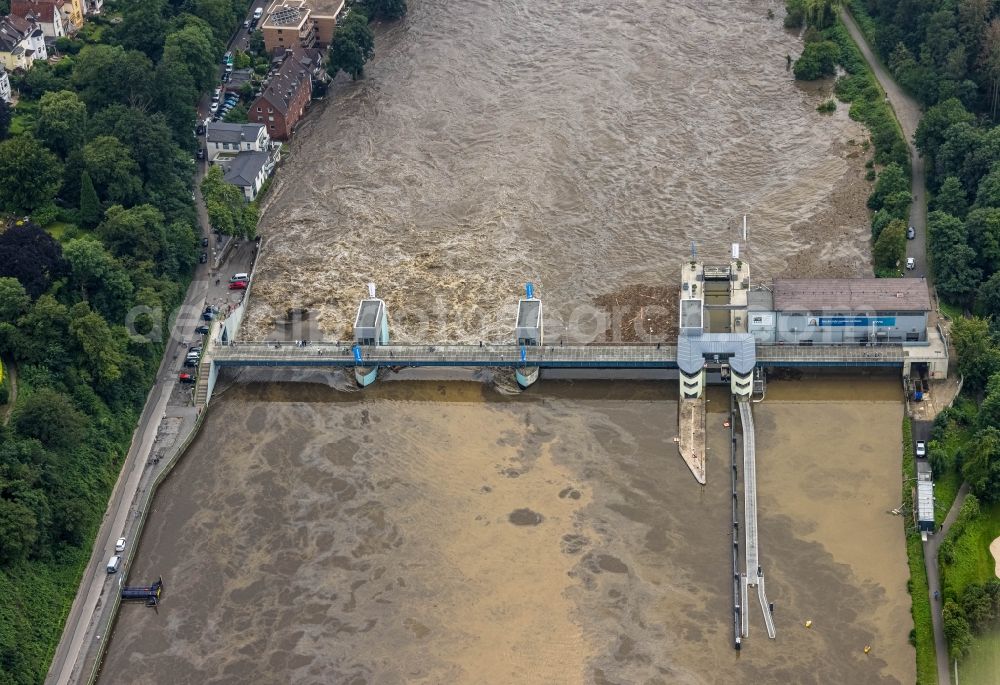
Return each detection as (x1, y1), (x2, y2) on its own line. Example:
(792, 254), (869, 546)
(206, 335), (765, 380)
(101, 375), (914, 684)
(99, 0), (917, 681)
(244, 0), (871, 342)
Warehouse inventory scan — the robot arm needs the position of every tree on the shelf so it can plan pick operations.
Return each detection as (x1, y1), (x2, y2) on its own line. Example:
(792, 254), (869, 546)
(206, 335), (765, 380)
(0, 278), (29, 323)
(793, 40), (840, 80)
(0, 136), (63, 213)
(963, 427), (1000, 502)
(0, 498), (39, 564)
(71, 44), (154, 110)
(0, 99), (10, 140)
(873, 219), (906, 271)
(943, 599), (974, 658)
(362, 0), (407, 20)
(97, 204), (167, 263)
(802, 0), (842, 29)
(0, 222), (67, 298)
(82, 135), (143, 206)
(868, 162), (910, 210)
(35, 90), (87, 158)
(915, 98), (974, 163)
(200, 165), (258, 238)
(327, 12), (375, 80)
(88, 106), (178, 188)
(222, 103), (248, 123)
(79, 170), (101, 228)
(933, 176), (968, 218)
(13, 388), (85, 451)
(965, 207), (1000, 276)
(935, 243), (983, 304)
(975, 161), (1000, 208)
(976, 271), (1000, 319)
(953, 317), (1000, 391)
(161, 20), (218, 94)
(961, 583), (997, 631)
(69, 302), (125, 383)
(114, 0), (168, 60)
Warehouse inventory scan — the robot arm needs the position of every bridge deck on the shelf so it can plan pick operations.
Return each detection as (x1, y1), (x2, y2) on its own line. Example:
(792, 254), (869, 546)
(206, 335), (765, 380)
(209, 342), (906, 368)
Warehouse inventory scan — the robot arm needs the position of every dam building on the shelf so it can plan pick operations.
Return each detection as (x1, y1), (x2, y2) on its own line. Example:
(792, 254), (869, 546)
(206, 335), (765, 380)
(747, 278), (931, 345)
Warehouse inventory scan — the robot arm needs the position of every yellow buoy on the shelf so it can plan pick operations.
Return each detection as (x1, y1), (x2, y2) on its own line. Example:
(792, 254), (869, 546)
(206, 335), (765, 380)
(864, 645), (872, 654)
(805, 620), (813, 628)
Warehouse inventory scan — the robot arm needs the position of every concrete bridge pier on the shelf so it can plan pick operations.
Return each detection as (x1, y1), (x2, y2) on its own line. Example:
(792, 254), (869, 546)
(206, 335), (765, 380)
(353, 284), (390, 388)
(514, 283), (543, 389)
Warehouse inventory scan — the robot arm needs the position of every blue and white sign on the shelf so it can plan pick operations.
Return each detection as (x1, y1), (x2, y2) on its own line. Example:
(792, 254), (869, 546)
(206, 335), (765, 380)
(813, 316), (897, 327)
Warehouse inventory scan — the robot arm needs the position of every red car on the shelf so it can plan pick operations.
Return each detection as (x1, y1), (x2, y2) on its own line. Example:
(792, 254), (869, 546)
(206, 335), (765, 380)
(178, 373), (195, 383)
(229, 280), (248, 290)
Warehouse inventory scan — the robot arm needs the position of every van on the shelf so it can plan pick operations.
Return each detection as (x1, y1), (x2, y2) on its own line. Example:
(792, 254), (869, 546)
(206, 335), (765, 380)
(107, 555), (122, 574)
(231, 272), (249, 282)
(253, 7), (263, 19)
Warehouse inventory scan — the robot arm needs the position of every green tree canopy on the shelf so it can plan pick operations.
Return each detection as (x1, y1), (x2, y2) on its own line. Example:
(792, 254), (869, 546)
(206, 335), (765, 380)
(82, 135), (144, 206)
(793, 40), (840, 80)
(0, 136), (63, 213)
(962, 426), (1000, 502)
(0, 277), (30, 324)
(361, 0), (407, 20)
(0, 222), (67, 299)
(952, 317), (1000, 391)
(933, 176), (968, 218)
(915, 98), (975, 162)
(0, 99), (10, 140)
(35, 90), (88, 158)
(71, 44), (154, 110)
(13, 388), (86, 451)
(965, 207), (1000, 276)
(327, 11), (375, 80)
(868, 162), (910, 211)
(873, 219), (906, 271)
(97, 204), (167, 264)
(79, 170), (101, 228)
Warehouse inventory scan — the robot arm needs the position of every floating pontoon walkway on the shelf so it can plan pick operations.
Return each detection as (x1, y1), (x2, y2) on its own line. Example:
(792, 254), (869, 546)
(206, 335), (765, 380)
(739, 399), (775, 640)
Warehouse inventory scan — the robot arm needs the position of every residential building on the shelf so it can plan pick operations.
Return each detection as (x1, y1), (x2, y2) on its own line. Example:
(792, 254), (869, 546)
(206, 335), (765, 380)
(0, 64), (11, 102)
(11, 0), (65, 37)
(218, 151), (275, 201)
(205, 121), (273, 163)
(260, 0), (343, 52)
(0, 16), (47, 71)
(63, 0), (82, 27)
(250, 48), (312, 140)
(83, 0), (101, 15)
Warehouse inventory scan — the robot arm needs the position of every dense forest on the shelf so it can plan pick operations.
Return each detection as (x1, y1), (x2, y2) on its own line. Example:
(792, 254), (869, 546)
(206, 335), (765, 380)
(0, 0), (251, 680)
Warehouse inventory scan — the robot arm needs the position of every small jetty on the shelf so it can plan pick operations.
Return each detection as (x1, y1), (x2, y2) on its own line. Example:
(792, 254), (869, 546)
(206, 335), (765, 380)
(677, 396), (706, 483)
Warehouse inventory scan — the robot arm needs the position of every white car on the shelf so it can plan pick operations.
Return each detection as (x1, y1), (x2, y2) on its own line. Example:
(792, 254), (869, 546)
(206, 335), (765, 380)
(906, 257), (915, 270)
(915, 441), (926, 458)
(115, 537), (126, 553)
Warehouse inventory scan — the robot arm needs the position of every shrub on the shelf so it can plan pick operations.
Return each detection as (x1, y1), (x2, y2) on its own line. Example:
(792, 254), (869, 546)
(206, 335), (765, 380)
(793, 40), (840, 80)
(817, 99), (836, 113)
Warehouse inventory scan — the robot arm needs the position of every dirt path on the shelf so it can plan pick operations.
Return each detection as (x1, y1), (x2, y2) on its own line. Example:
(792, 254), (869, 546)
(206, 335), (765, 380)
(1, 356), (17, 426)
(841, 9), (929, 279)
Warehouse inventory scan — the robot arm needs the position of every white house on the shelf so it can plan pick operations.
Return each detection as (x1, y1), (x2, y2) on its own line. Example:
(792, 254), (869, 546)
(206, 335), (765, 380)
(0, 16), (47, 71)
(11, 0), (65, 38)
(0, 64), (11, 103)
(205, 121), (273, 163)
(219, 151), (275, 202)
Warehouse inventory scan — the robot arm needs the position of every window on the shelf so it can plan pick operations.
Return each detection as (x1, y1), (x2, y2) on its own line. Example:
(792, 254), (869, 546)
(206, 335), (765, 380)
(268, 116), (274, 122)
(267, 108), (273, 113)
(256, 107), (261, 112)
(269, 124), (275, 129)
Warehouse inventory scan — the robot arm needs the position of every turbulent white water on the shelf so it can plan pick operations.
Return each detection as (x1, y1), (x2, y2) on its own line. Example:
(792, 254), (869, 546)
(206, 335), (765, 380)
(245, 0), (868, 342)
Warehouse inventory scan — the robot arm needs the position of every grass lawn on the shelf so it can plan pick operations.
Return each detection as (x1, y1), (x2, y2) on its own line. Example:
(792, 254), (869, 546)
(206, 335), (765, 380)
(934, 468), (963, 526)
(9, 113), (34, 136)
(44, 222), (78, 242)
(939, 501), (1000, 601)
(957, 626), (1000, 685)
(938, 301), (963, 321)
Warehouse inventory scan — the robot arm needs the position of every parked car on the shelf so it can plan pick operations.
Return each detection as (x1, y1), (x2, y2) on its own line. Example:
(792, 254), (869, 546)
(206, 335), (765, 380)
(115, 537), (126, 552)
(243, 19), (250, 28)
(907, 225), (916, 240)
(178, 372), (195, 384)
(231, 272), (249, 282)
(229, 280), (248, 290)
(107, 555), (121, 574)
(184, 357), (199, 367)
(916, 440), (926, 458)
(195, 325), (210, 335)
(906, 257), (915, 270)
(223, 51), (232, 65)
(195, 123), (206, 135)
(221, 72), (231, 83)
(196, 148), (205, 160)
(202, 311), (215, 321)
(201, 237), (209, 246)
